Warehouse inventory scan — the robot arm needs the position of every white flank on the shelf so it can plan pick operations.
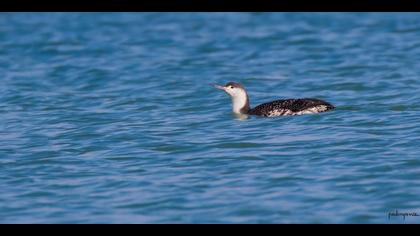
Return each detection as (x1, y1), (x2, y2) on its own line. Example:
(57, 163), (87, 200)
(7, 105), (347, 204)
(268, 105), (329, 117)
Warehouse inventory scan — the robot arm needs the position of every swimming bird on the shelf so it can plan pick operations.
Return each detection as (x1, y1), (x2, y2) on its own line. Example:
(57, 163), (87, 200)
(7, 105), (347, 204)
(214, 82), (335, 117)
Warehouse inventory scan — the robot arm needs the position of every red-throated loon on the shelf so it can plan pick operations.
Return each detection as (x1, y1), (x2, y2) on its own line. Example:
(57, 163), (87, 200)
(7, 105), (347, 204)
(214, 82), (335, 117)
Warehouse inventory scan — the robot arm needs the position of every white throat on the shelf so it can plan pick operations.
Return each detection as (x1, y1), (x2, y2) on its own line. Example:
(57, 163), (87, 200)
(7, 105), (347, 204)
(231, 92), (248, 114)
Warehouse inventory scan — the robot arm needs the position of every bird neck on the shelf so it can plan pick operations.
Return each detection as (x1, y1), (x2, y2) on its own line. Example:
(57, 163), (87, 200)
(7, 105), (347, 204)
(231, 92), (250, 114)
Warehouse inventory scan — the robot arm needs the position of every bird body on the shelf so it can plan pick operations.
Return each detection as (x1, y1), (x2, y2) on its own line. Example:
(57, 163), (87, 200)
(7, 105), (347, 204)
(215, 82), (334, 117)
(248, 98), (334, 117)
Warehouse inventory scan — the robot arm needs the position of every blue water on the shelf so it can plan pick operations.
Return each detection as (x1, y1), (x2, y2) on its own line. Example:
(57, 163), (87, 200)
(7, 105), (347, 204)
(1, 13), (420, 224)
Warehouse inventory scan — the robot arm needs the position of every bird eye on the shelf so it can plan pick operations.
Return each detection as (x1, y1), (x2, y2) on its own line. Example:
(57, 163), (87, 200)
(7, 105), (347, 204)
(230, 86), (234, 89)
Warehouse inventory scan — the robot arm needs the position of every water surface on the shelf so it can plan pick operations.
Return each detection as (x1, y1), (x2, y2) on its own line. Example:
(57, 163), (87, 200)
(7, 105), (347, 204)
(1, 13), (420, 223)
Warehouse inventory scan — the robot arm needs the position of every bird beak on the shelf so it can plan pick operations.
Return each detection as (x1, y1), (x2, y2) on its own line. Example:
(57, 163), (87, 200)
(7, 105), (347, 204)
(213, 84), (226, 91)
